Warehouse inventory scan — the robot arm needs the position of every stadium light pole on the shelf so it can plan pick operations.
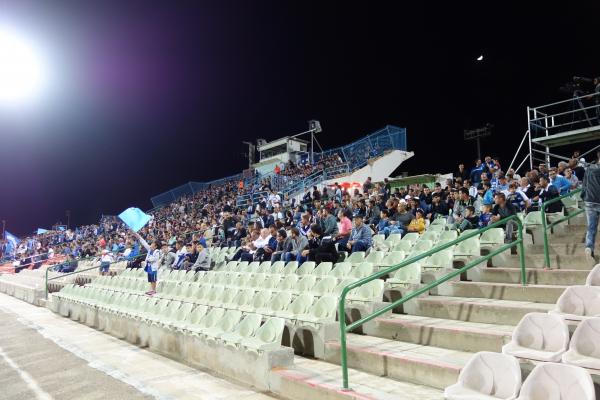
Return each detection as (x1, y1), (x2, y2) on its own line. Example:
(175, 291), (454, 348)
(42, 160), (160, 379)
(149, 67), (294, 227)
(65, 210), (70, 229)
(464, 124), (493, 161)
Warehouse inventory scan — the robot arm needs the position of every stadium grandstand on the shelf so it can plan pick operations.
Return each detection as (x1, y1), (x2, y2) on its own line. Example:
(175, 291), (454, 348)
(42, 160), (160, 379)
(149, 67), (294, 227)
(2, 3), (600, 400)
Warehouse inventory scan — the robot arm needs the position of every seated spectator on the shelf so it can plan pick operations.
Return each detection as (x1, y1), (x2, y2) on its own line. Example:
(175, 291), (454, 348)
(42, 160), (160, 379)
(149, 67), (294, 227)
(427, 193), (448, 221)
(192, 242), (211, 271)
(251, 227), (277, 262)
(181, 242), (199, 271)
(506, 183), (529, 211)
(346, 214), (372, 253)
(297, 214), (311, 237)
(231, 230), (260, 261)
(335, 210), (352, 247)
(564, 167), (579, 189)
(491, 193), (518, 242)
(407, 209), (426, 234)
(172, 241), (188, 270)
(100, 249), (114, 276)
(478, 204), (493, 228)
(158, 244), (176, 269)
(549, 167), (571, 195)
(449, 205), (479, 232)
(539, 175), (563, 213)
(229, 221), (247, 248)
(285, 227), (309, 263)
(271, 229), (292, 262)
(301, 224), (338, 263)
(320, 207), (339, 237)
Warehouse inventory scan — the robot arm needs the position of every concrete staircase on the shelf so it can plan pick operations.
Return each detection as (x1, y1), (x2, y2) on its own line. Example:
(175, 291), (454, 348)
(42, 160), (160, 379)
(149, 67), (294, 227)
(270, 221), (598, 400)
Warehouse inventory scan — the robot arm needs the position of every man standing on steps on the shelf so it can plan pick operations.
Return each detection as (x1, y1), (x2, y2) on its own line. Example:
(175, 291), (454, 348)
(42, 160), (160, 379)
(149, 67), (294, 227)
(582, 150), (600, 260)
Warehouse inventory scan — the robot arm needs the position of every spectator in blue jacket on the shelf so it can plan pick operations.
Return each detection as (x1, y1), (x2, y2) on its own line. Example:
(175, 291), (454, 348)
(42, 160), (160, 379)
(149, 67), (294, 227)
(549, 167), (571, 195)
(470, 159), (485, 184)
(347, 214), (372, 253)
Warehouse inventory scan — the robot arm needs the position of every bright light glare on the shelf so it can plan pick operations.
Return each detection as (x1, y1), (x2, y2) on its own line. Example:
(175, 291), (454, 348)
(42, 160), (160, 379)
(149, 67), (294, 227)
(0, 26), (48, 107)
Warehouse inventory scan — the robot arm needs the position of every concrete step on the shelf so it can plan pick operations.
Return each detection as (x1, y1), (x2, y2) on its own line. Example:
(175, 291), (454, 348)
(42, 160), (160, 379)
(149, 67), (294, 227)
(478, 267), (589, 285)
(323, 335), (470, 390)
(442, 281), (566, 303)
(495, 253), (595, 270)
(524, 243), (587, 256)
(364, 314), (513, 353)
(413, 296), (555, 325)
(270, 356), (444, 400)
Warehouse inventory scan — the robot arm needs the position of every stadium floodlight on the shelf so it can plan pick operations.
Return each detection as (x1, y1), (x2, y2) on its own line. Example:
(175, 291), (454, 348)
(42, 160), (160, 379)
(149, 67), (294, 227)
(0, 25), (49, 107)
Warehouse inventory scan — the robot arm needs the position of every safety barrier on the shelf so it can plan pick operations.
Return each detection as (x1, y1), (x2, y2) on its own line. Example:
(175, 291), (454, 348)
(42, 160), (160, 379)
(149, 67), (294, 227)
(337, 215), (526, 389)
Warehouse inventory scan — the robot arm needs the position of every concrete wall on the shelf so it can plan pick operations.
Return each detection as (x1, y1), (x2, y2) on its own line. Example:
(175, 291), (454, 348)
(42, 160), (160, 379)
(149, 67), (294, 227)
(324, 150), (414, 185)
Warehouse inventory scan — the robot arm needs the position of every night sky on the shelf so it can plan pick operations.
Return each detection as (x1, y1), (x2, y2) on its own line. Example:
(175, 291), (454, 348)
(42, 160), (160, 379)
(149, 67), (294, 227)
(1, 1), (600, 235)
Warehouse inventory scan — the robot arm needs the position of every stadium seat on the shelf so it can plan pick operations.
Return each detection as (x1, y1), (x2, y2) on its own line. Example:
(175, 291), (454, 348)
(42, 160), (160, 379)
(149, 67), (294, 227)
(372, 234), (386, 250)
(296, 295), (337, 325)
(388, 241), (411, 254)
(585, 264), (600, 286)
(422, 249), (454, 270)
(294, 275), (317, 294)
(551, 285), (600, 320)
(202, 309), (243, 340)
(480, 228), (505, 248)
(427, 224), (445, 232)
(387, 261), (421, 285)
(259, 291), (292, 316)
(220, 288), (240, 308)
(241, 317), (286, 353)
(502, 312), (569, 362)
(240, 290), (272, 313)
(173, 305), (209, 331)
(219, 313), (263, 347)
(412, 240), (433, 254)
(282, 261), (299, 275)
(562, 317), (600, 369)
(516, 362), (595, 400)
(312, 262), (333, 276)
(420, 231), (440, 243)
(431, 217), (447, 226)
(346, 252), (366, 266)
(276, 293), (314, 319)
(438, 230), (458, 244)
(275, 274), (298, 292)
(256, 261), (272, 273)
(270, 261), (285, 274)
(364, 251), (385, 266)
(444, 351), (521, 400)
(311, 276), (337, 297)
(348, 279), (384, 303)
(379, 251), (406, 269)
(237, 261), (250, 272)
(333, 278), (355, 296)
(401, 232), (420, 244)
(350, 262), (374, 279)
(383, 233), (402, 248)
(248, 273), (267, 288)
(453, 238), (481, 258)
(297, 261), (316, 275)
(263, 274), (281, 289)
(329, 262), (352, 278)
(186, 307), (227, 336)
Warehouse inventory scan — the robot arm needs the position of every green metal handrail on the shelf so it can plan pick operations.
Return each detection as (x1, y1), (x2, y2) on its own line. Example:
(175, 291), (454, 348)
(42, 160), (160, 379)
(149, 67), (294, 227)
(540, 188), (584, 268)
(338, 214), (526, 390)
(44, 253), (146, 299)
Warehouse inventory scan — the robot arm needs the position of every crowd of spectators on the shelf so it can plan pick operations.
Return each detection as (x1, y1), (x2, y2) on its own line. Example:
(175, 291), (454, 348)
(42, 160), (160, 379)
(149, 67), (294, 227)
(1, 149), (595, 280)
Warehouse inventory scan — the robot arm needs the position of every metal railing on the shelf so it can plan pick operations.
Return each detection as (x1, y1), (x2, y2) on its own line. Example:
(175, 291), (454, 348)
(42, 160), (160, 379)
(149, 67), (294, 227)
(540, 188), (585, 268)
(337, 215), (526, 389)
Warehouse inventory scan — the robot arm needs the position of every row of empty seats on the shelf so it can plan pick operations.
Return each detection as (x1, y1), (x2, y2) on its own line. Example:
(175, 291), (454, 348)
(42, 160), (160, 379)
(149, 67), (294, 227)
(445, 351), (595, 400)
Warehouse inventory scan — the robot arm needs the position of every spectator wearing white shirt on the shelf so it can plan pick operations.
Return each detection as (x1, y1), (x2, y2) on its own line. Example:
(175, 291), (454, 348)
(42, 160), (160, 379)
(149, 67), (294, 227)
(99, 249), (114, 276)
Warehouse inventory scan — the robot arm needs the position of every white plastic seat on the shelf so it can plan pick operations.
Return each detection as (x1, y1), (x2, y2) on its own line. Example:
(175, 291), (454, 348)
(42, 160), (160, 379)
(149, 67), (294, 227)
(256, 261), (272, 273)
(427, 224), (445, 232)
(276, 293), (314, 319)
(224, 261), (239, 271)
(453, 238), (481, 257)
(237, 261), (250, 272)
(480, 228), (505, 247)
(383, 233), (402, 248)
(248, 261), (260, 270)
(173, 305), (208, 331)
(333, 278), (355, 296)
(248, 273), (267, 289)
(296, 295), (337, 325)
(562, 317), (600, 369)
(297, 261), (316, 275)
(294, 275), (317, 294)
(229, 288), (255, 310)
(258, 291), (292, 316)
(364, 251), (385, 266)
(241, 317), (286, 352)
(275, 274), (299, 292)
(346, 252), (365, 266)
(240, 290), (272, 313)
(444, 351), (521, 400)
(219, 313), (262, 347)
(412, 240), (433, 254)
(282, 261), (299, 275)
(516, 362), (595, 400)
(392, 241), (413, 253)
(187, 307), (227, 336)
(439, 230), (458, 243)
(421, 231), (440, 243)
(551, 285), (600, 321)
(270, 261), (285, 274)
(585, 264), (600, 286)
(311, 276), (337, 297)
(422, 250), (454, 270)
(350, 262), (374, 279)
(202, 309), (243, 339)
(348, 279), (384, 303)
(522, 211), (543, 228)
(379, 251), (406, 269)
(312, 262), (333, 276)
(329, 262), (352, 278)
(387, 261), (422, 285)
(263, 274), (281, 289)
(502, 312), (569, 362)
(401, 232), (420, 244)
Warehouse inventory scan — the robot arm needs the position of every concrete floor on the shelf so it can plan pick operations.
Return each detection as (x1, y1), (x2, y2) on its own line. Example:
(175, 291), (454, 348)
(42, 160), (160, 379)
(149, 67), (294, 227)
(0, 292), (277, 400)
